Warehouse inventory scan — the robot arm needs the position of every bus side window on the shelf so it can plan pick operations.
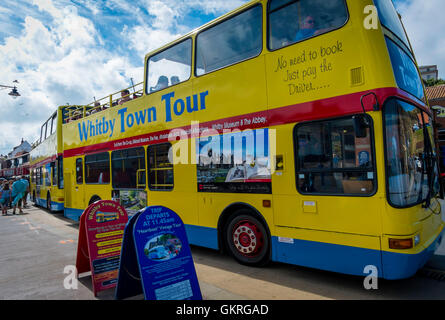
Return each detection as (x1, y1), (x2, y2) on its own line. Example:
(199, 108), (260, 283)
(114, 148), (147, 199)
(147, 143), (174, 191)
(268, 0), (349, 50)
(111, 147), (145, 189)
(51, 162), (57, 186)
(294, 115), (375, 195)
(58, 155), (64, 189)
(36, 168), (40, 186)
(51, 113), (57, 135)
(85, 152), (110, 185)
(44, 164), (51, 187)
(76, 158), (83, 184)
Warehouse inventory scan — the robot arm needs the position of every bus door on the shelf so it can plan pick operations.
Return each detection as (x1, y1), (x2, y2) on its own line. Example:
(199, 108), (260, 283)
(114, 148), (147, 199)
(73, 157), (85, 210)
(271, 118), (382, 265)
(63, 167), (72, 211)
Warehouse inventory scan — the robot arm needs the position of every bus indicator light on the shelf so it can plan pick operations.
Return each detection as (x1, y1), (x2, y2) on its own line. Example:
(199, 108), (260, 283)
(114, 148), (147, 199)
(389, 238), (413, 250)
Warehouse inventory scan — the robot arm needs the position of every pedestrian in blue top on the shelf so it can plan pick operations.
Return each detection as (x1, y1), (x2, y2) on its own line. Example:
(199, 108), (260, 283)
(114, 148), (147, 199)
(20, 176), (29, 208)
(1, 182), (12, 215)
(11, 176), (26, 215)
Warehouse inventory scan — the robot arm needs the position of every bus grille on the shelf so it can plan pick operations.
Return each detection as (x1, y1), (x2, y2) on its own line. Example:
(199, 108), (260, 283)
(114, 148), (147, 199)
(350, 67), (364, 86)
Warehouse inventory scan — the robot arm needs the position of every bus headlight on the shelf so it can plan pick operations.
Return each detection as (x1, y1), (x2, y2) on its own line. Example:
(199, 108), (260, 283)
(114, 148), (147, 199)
(414, 234), (420, 247)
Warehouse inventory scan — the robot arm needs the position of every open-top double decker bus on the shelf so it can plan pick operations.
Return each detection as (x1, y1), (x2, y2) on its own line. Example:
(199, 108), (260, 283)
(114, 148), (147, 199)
(57, 0), (443, 279)
(29, 110), (64, 211)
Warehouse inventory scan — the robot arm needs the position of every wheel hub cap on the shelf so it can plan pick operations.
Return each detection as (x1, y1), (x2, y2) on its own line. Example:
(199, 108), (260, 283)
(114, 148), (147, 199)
(232, 221), (263, 256)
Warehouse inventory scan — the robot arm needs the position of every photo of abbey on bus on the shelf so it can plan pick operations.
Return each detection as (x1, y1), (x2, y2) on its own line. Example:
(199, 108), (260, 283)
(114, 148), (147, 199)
(196, 129), (272, 193)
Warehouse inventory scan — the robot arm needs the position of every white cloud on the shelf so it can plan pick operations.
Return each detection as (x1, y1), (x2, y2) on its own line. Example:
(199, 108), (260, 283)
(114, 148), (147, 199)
(124, 24), (180, 57)
(182, 0), (248, 15)
(397, 0), (445, 78)
(0, 0), (249, 154)
(0, 0), (142, 151)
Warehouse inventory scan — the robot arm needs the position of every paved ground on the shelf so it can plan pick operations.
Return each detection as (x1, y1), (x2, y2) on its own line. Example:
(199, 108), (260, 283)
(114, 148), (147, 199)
(0, 205), (246, 300)
(0, 204), (444, 300)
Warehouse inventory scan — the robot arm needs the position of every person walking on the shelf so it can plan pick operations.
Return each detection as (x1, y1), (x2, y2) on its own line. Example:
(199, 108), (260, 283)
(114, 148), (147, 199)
(11, 176), (26, 215)
(20, 176), (29, 208)
(1, 182), (12, 215)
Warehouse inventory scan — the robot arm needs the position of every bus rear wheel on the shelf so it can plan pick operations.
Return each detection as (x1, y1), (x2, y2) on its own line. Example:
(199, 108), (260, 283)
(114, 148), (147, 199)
(89, 196), (101, 206)
(47, 194), (52, 212)
(224, 211), (270, 267)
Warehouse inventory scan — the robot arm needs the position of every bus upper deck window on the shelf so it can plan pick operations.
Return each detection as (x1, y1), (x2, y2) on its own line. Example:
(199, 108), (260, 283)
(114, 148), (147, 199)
(373, 0), (410, 50)
(195, 4), (262, 76)
(147, 38), (192, 94)
(385, 37), (424, 101)
(268, 0), (348, 50)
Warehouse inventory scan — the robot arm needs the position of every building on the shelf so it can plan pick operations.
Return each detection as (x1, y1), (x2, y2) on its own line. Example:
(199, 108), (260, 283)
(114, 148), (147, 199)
(0, 139), (31, 179)
(427, 84), (445, 108)
(8, 138), (32, 158)
(426, 84), (445, 174)
(419, 65), (439, 82)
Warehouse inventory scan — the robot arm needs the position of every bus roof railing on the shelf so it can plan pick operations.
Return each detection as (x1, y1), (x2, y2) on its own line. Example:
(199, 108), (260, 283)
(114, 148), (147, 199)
(62, 81), (144, 124)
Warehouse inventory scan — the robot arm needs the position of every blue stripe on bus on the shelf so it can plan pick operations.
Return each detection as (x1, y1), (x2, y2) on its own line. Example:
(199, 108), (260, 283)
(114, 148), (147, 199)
(272, 236), (382, 278)
(35, 198), (64, 212)
(58, 211), (444, 280)
(272, 230), (444, 280)
(64, 207), (84, 221)
(180, 224), (444, 280)
(50, 201), (64, 211)
(381, 229), (444, 280)
(185, 224), (219, 250)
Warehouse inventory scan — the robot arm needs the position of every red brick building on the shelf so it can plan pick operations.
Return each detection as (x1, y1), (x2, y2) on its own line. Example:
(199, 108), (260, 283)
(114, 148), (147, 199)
(426, 84), (445, 173)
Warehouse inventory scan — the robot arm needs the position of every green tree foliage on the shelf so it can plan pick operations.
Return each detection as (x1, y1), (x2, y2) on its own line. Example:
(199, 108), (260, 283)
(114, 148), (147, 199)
(423, 78), (445, 87)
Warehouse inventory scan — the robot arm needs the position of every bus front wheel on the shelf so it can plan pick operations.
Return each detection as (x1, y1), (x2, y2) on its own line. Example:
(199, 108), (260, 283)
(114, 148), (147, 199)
(224, 211), (270, 267)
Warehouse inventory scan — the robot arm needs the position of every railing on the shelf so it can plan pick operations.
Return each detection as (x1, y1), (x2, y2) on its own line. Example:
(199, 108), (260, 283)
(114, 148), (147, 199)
(63, 81), (144, 124)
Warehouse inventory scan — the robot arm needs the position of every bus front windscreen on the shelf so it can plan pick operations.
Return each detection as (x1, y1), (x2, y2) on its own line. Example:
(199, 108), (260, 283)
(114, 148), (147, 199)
(384, 99), (439, 208)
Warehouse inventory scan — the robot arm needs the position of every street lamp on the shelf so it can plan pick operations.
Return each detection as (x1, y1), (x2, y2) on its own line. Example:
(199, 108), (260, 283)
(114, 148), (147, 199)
(1, 81), (21, 99)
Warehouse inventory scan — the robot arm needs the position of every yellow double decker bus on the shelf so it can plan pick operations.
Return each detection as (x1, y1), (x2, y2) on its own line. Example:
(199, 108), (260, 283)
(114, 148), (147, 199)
(30, 109), (64, 212)
(60, 0), (444, 279)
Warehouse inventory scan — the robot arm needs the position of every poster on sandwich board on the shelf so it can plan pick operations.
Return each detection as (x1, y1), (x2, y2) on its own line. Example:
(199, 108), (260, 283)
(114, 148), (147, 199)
(76, 200), (128, 296)
(115, 206), (201, 300)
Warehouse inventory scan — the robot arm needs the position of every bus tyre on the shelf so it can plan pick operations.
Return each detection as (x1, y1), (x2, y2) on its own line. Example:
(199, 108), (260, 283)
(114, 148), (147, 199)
(47, 194), (52, 212)
(89, 196), (101, 206)
(225, 211), (270, 267)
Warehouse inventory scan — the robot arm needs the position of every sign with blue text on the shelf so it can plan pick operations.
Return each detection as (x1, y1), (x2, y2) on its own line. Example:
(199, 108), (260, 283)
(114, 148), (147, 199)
(115, 206), (202, 300)
(134, 206), (202, 300)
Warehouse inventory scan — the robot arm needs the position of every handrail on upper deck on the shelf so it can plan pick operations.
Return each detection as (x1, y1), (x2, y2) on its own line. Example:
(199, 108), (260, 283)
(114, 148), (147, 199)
(62, 81), (144, 124)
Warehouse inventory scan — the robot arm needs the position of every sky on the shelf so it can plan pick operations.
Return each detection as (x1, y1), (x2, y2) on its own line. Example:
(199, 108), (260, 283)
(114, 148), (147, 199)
(0, 0), (443, 155)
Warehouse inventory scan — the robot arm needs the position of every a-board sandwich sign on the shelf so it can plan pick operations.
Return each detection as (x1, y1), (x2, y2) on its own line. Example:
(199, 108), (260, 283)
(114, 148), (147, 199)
(115, 206), (202, 300)
(76, 200), (128, 296)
